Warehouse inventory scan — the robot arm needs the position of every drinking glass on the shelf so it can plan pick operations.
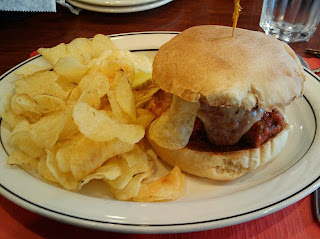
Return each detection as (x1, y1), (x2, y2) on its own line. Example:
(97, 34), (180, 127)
(259, 0), (320, 43)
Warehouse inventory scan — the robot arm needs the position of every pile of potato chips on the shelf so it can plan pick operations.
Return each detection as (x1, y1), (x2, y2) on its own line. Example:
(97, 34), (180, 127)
(0, 34), (184, 202)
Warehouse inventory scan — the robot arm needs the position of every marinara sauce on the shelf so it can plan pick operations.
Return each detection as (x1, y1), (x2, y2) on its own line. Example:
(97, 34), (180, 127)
(188, 109), (285, 152)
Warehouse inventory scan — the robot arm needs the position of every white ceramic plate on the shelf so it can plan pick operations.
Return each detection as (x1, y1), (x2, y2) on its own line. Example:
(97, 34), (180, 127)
(66, 0), (172, 13)
(0, 32), (320, 234)
(77, 0), (159, 7)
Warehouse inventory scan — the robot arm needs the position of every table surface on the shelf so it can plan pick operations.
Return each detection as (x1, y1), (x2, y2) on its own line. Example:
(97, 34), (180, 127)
(0, 0), (320, 238)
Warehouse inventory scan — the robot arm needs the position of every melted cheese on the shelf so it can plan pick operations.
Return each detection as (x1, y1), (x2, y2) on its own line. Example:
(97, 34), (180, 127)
(197, 104), (264, 146)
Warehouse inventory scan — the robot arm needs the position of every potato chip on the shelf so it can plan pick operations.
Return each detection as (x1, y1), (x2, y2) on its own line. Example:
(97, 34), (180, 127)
(29, 110), (66, 148)
(149, 95), (200, 150)
(78, 89), (100, 109)
(58, 104), (79, 141)
(133, 166), (184, 202)
(10, 94), (42, 123)
(136, 108), (155, 129)
(115, 73), (136, 121)
(105, 145), (150, 190)
(109, 169), (152, 201)
(0, 95), (27, 128)
(15, 71), (66, 100)
(37, 155), (57, 183)
(38, 43), (68, 65)
(56, 133), (134, 179)
(106, 87), (131, 124)
(123, 51), (152, 73)
(66, 38), (92, 65)
(87, 49), (112, 70)
(73, 102), (144, 144)
(107, 49), (152, 74)
(3, 34), (186, 202)
(46, 147), (79, 190)
(133, 83), (159, 108)
(91, 34), (116, 58)
(7, 149), (39, 174)
(54, 56), (88, 84)
(68, 87), (82, 102)
(56, 76), (77, 94)
(132, 71), (152, 90)
(78, 71), (110, 98)
(10, 128), (45, 158)
(82, 158), (123, 183)
(70, 136), (134, 180)
(14, 60), (53, 78)
(100, 58), (135, 85)
(11, 93), (40, 115)
(33, 94), (66, 113)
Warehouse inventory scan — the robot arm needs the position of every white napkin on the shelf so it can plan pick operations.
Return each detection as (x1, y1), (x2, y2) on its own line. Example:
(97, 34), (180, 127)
(0, 0), (56, 12)
(0, 0), (81, 15)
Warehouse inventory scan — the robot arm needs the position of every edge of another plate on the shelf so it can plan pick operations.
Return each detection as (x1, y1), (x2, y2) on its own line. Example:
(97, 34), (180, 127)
(66, 0), (173, 13)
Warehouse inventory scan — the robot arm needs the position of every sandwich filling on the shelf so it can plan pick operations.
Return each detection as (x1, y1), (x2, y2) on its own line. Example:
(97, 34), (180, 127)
(151, 90), (285, 151)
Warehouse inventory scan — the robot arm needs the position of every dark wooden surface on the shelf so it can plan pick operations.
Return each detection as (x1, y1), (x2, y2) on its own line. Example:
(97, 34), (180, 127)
(0, 0), (319, 75)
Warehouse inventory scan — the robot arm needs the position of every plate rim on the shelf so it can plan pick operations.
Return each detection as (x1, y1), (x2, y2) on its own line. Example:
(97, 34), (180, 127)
(66, 0), (173, 13)
(0, 31), (319, 234)
(77, 0), (161, 7)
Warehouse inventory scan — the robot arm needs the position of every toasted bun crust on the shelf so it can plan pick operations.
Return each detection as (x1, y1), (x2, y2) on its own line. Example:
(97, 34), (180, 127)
(152, 25), (305, 111)
(147, 125), (289, 180)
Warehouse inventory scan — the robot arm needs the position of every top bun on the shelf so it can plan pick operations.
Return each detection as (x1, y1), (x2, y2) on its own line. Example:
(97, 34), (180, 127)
(152, 25), (305, 111)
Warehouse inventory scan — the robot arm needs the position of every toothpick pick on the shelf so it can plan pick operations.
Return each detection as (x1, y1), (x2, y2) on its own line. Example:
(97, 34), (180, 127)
(232, 0), (242, 37)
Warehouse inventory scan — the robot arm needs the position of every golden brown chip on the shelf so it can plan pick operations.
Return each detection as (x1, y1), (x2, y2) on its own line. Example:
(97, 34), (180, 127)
(133, 166), (184, 202)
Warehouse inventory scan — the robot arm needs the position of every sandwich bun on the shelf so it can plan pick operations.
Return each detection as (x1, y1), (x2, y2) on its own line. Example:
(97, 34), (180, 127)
(147, 123), (289, 180)
(153, 25), (305, 111)
(149, 25), (305, 180)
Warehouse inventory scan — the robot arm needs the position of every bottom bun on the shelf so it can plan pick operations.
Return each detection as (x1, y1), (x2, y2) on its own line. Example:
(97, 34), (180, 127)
(147, 126), (289, 180)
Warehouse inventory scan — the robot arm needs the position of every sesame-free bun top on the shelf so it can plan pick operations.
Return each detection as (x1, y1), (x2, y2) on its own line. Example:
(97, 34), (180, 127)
(152, 25), (305, 111)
